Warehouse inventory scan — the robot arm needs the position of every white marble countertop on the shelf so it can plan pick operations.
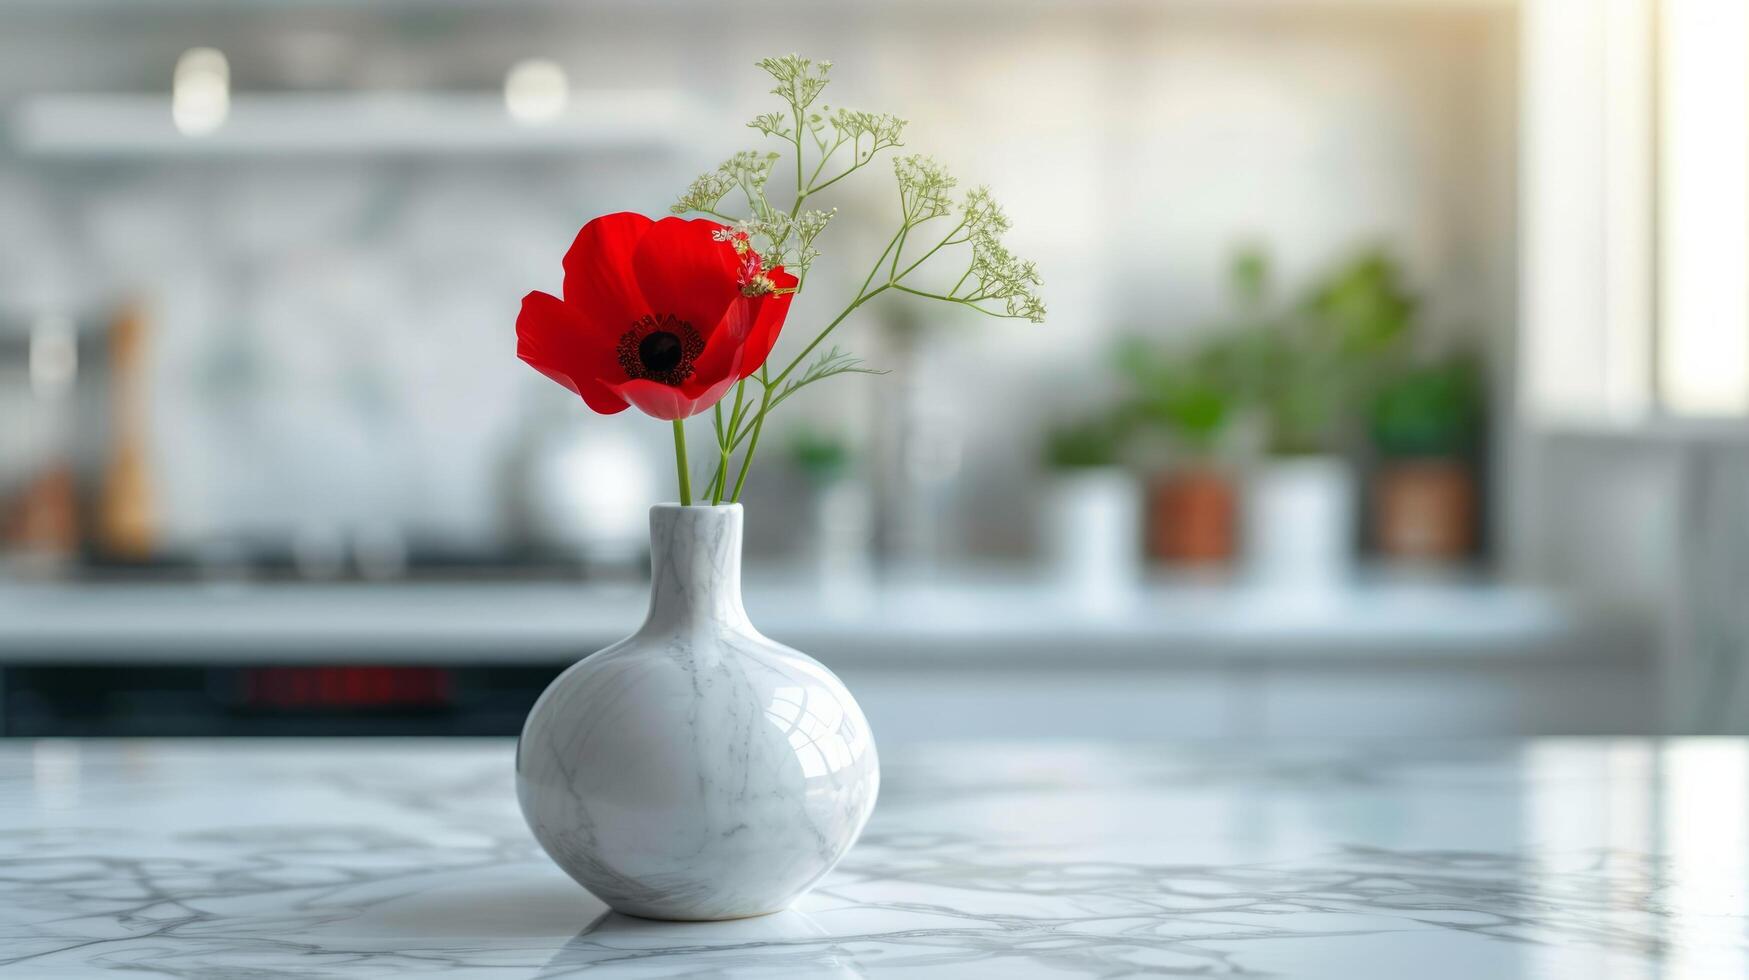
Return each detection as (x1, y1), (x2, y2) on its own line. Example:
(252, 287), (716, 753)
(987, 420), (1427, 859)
(0, 577), (1645, 666)
(4, 739), (1744, 977)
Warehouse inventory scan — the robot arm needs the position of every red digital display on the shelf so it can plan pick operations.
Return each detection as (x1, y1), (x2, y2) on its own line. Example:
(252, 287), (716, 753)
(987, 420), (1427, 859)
(242, 667), (453, 710)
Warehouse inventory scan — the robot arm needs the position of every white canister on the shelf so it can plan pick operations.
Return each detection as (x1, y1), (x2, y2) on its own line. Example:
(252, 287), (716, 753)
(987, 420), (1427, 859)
(1244, 456), (1356, 589)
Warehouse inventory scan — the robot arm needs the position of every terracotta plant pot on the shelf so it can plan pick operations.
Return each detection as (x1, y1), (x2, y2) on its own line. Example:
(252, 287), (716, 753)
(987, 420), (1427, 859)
(1374, 458), (1475, 561)
(1147, 466), (1237, 565)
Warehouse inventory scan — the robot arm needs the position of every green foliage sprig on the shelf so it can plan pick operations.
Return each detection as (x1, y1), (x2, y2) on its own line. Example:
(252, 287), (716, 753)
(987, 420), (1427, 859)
(672, 55), (1045, 504)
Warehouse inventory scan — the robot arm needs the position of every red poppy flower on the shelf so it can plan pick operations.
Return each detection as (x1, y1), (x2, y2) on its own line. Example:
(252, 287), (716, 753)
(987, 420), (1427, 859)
(516, 213), (797, 420)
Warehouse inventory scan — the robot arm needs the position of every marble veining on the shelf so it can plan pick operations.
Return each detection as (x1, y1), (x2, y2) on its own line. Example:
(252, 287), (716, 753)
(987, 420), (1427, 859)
(516, 504), (879, 920)
(3, 739), (1748, 977)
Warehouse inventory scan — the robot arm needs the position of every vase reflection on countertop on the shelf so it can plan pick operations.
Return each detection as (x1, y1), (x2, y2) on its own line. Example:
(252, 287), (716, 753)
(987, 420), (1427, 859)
(516, 503), (879, 921)
(544, 907), (866, 976)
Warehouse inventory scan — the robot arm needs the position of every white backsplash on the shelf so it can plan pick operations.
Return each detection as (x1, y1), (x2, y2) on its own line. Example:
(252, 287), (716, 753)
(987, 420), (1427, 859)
(0, 2), (1515, 557)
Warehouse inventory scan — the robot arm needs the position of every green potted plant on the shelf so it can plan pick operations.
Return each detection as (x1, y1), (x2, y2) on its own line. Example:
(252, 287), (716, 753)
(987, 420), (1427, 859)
(1115, 335), (1241, 566)
(1368, 354), (1483, 561)
(1235, 247), (1415, 586)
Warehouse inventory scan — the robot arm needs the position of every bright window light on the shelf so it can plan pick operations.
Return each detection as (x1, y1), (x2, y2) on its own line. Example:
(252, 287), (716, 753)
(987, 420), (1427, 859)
(1659, 0), (1749, 415)
(172, 47), (230, 137)
(504, 59), (569, 125)
(1520, 0), (1656, 421)
(1522, 0), (1749, 421)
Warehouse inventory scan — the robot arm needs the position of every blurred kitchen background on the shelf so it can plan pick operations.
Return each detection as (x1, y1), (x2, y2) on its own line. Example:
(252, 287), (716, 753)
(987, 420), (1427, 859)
(0, 0), (1743, 740)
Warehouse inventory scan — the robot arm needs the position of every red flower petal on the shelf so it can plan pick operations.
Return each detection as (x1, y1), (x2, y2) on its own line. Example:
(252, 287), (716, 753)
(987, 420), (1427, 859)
(562, 212), (652, 333)
(736, 266), (798, 380)
(683, 303), (752, 396)
(516, 291), (627, 415)
(526, 213), (765, 422)
(630, 217), (740, 341)
(609, 375), (739, 420)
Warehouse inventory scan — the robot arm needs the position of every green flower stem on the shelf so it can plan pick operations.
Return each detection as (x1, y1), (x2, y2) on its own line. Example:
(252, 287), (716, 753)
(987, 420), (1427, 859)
(777, 284), (888, 387)
(727, 281), (890, 493)
(711, 382), (745, 505)
(708, 402), (725, 500)
(727, 378), (748, 435)
(755, 226), (902, 401)
(729, 384), (753, 435)
(729, 377), (773, 503)
(888, 224), (911, 282)
(890, 282), (1033, 319)
(793, 106), (805, 197)
(672, 419), (692, 506)
(890, 284), (977, 304)
(805, 145), (887, 197)
(893, 220), (968, 281)
(950, 265), (975, 296)
(715, 230), (907, 491)
(804, 136), (845, 189)
(760, 104), (806, 255)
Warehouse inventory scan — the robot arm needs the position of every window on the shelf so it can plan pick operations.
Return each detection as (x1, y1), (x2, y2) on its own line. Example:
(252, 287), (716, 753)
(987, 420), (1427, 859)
(1522, 0), (1749, 421)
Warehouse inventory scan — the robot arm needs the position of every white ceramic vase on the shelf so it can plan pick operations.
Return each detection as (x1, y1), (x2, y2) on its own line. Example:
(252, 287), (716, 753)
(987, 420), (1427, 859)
(516, 503), (879, 921)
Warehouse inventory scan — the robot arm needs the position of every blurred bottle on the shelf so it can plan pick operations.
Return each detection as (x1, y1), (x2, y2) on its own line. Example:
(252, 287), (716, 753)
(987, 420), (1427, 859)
(4, 466), (79, 569)
(3, 313), (83, 573)
(96, 303), (156, 560)
(870, 301), (960, 573)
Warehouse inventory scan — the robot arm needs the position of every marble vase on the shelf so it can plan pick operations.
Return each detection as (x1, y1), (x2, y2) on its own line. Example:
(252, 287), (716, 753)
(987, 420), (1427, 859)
(516, 503), (880, 921)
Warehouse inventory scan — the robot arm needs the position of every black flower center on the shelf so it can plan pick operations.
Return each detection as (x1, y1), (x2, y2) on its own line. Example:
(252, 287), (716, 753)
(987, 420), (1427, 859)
(617, 314), (704, 386)
(638, 331), (684, 374)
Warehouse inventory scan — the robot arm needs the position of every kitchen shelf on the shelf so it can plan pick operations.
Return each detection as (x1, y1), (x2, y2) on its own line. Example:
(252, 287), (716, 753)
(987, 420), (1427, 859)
(0, 576), (1652, 738)
(0, 575), (1648, 667)
(9, 91), (690, 159)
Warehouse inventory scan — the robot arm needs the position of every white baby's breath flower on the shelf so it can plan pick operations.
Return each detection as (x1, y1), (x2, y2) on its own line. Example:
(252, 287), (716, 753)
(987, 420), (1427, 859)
(671, 151), (780, 217)
(893, 155), (956, 223)
(829, 108), (906, 162)
(756, 54), (833, 112)
(965, 231), (1046, 322)
(747, 111), (790, 139)
(961, 187), (1011, 238)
